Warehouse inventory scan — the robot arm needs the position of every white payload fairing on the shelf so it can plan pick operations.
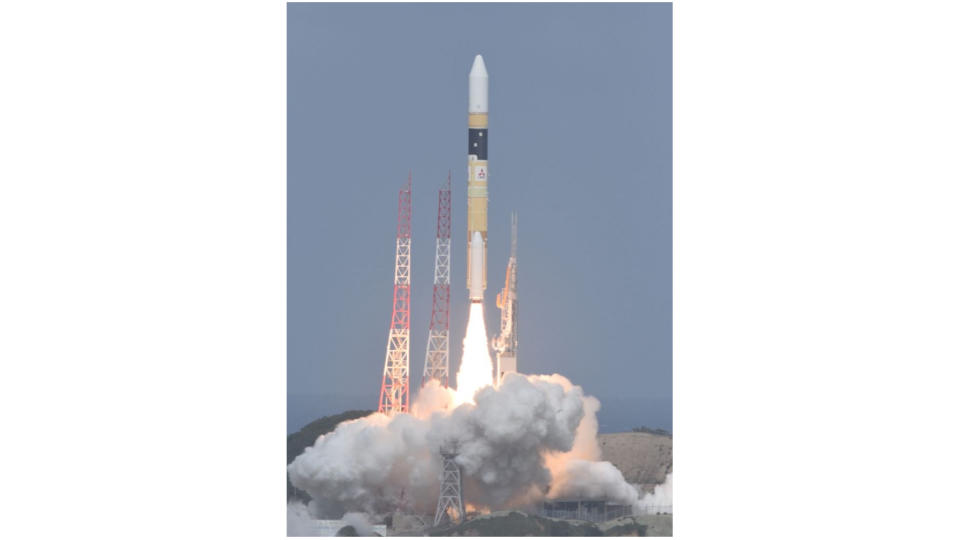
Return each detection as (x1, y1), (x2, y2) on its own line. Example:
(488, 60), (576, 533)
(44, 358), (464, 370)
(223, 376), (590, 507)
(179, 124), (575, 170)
(466, 54), (489, 303)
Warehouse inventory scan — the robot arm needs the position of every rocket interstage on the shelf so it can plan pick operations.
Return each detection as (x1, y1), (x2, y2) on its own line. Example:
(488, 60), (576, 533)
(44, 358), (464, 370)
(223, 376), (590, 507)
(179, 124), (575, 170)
(467, 54), (488, 303)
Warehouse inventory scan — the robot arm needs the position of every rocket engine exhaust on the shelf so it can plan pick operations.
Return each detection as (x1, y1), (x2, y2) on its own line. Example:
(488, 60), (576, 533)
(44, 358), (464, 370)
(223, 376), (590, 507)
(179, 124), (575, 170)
(455, 302), (493, 404)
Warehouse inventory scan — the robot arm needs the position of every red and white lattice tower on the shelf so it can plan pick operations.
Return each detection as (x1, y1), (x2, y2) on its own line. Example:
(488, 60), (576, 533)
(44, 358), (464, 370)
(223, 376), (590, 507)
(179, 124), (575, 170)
(423, 173), (452, 387)
(379, 173), (412, 415)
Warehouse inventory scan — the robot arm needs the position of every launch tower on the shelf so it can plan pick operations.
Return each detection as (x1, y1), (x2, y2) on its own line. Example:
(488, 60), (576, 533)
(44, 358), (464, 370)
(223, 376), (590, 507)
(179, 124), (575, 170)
(423, 174), (452, 387)
(378, 174), (412, 414)
(434, 451), (465, 526)
(493, 213), (518, 383)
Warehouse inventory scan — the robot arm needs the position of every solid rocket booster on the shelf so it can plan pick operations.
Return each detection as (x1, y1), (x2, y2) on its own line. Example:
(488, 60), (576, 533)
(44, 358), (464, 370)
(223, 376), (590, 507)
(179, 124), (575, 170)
(467, 54), (489, 303)
(469, 231), (484, 301)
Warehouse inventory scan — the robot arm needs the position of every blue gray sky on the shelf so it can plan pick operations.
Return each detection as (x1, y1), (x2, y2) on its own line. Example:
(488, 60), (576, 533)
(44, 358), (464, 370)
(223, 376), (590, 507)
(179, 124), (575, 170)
(288, 3), (672, 433)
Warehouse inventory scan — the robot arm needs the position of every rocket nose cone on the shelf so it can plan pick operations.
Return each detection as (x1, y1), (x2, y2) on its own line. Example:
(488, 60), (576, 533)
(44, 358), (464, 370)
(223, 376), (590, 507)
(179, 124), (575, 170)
(470, 55), (488, 78)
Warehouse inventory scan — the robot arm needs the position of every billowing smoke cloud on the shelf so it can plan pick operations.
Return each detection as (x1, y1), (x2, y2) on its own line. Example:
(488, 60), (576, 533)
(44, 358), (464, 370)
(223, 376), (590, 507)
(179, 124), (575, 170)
(287, 502), (377, 536)
(341, 512), (376, 536)
(638, 473), (673, 514)
(288, 373), (646, 518)
(287, 501), (315, 537)
(543, 388), (642, 509)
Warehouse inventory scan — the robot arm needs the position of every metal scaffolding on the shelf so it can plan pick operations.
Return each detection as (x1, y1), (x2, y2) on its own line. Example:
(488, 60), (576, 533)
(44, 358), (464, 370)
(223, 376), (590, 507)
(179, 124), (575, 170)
(434, 451), (465, 526)
(493, 212), (518, 383)
(379, 174), (412, 415)
(423, 174), (451, 387)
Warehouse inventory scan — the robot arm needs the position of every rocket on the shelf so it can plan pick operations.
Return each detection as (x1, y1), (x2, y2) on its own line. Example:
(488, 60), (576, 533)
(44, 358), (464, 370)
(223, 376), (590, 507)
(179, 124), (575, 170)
(467, 54), (489, 303)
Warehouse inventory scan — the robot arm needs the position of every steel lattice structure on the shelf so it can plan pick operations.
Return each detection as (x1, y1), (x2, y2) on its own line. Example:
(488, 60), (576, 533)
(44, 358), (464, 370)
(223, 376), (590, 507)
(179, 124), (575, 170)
(434, 451), (465, 526)
(379, 174), (412, 415)
(423, 173), (452, 387)
(493, 212), (518, 383)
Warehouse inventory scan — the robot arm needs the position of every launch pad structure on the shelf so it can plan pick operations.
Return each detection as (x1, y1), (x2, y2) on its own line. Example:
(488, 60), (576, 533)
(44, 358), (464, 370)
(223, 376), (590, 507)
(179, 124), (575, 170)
(378, 174), (412, 415)
(493, 212), (518, 383)
(422, 174), (452, 387)
(434, 451), (465, 526)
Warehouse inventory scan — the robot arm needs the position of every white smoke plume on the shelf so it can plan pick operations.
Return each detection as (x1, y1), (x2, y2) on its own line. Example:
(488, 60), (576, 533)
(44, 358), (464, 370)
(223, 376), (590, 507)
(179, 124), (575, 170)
(287, 502), (377, 536)
(543, 389), (642, 509)
(638, 473), (673, 514)
(341, 512), (375, 536)
(286, 501), (315, 537)
(288, 373), (647, 518)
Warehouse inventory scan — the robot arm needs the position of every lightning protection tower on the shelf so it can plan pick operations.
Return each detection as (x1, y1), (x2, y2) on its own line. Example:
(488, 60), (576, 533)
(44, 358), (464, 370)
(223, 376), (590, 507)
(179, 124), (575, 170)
(434, 450), (465, 526)
(379, 174), (412, 415)
(423, 173), (452, 387)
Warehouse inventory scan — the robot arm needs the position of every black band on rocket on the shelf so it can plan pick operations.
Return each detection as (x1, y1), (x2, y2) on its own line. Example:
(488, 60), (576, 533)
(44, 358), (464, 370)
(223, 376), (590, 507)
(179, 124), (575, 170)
(468, 128), (488, 160)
